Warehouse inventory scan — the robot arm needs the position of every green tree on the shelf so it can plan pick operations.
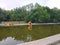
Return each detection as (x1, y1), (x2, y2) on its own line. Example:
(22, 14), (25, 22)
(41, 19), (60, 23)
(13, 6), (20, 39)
(25, 6), (50, 23)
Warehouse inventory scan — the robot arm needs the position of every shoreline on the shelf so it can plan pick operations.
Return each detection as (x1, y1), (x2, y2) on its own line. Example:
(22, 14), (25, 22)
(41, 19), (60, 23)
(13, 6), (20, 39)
(0, 23), (60, 26)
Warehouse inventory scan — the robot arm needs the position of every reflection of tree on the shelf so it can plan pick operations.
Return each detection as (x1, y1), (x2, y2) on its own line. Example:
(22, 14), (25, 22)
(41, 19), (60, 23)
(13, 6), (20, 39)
(0, 25), (60, 42)
(51, 24), (58, 35)
(51, 25), (54, 35)
(26, 34), (32, 42)
(0, 26), (32, 42)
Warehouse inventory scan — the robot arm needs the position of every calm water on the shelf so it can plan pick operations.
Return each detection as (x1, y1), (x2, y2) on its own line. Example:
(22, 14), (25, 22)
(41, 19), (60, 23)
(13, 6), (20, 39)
(0, 25), (60, 45)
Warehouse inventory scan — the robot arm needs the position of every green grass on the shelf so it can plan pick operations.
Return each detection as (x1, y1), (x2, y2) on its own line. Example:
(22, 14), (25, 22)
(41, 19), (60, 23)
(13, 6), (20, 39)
(0, 25), (60, 42)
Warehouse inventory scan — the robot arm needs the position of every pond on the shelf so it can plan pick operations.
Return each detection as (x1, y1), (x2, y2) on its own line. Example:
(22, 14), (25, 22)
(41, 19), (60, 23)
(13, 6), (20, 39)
(0, 25), (60, 45)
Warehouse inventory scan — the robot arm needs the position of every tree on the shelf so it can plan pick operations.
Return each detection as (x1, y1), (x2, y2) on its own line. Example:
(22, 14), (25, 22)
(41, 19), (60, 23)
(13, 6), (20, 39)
(0, 3), (60, 23)
(0, 8), (7, 22)
(25, 6), (50, 23)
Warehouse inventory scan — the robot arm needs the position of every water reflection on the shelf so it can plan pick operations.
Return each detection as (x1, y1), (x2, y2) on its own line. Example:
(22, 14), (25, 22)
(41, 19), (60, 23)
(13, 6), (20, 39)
(0, 37), (24, 45)
(0, 34), (32, 45)
(0, 25), (60, 45)
(26, 34), (32, 42)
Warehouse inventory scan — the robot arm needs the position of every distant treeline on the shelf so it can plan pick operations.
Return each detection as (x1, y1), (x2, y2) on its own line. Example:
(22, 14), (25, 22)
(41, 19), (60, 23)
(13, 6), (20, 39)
(0, 3), (60, 23)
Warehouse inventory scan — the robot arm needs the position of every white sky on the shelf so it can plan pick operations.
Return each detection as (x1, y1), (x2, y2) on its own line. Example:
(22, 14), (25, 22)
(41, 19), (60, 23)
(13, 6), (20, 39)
(0, 0), (60, 10)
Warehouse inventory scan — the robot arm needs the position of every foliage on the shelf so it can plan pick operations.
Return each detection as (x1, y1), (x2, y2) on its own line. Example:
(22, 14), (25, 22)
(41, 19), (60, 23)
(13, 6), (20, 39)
(0, 3), (60, 23)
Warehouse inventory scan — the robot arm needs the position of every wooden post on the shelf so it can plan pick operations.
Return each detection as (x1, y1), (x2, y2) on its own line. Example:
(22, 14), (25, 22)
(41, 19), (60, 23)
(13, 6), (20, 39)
(28, 21), (32, 30)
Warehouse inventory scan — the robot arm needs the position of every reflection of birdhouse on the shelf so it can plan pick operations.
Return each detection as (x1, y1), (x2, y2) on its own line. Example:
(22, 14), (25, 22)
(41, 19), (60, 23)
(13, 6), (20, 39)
(28, 21), (32, 30)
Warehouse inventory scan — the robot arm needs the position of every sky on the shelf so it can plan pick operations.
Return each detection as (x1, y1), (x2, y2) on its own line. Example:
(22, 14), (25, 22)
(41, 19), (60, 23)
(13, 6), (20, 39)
(0, 0), (60, 10)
